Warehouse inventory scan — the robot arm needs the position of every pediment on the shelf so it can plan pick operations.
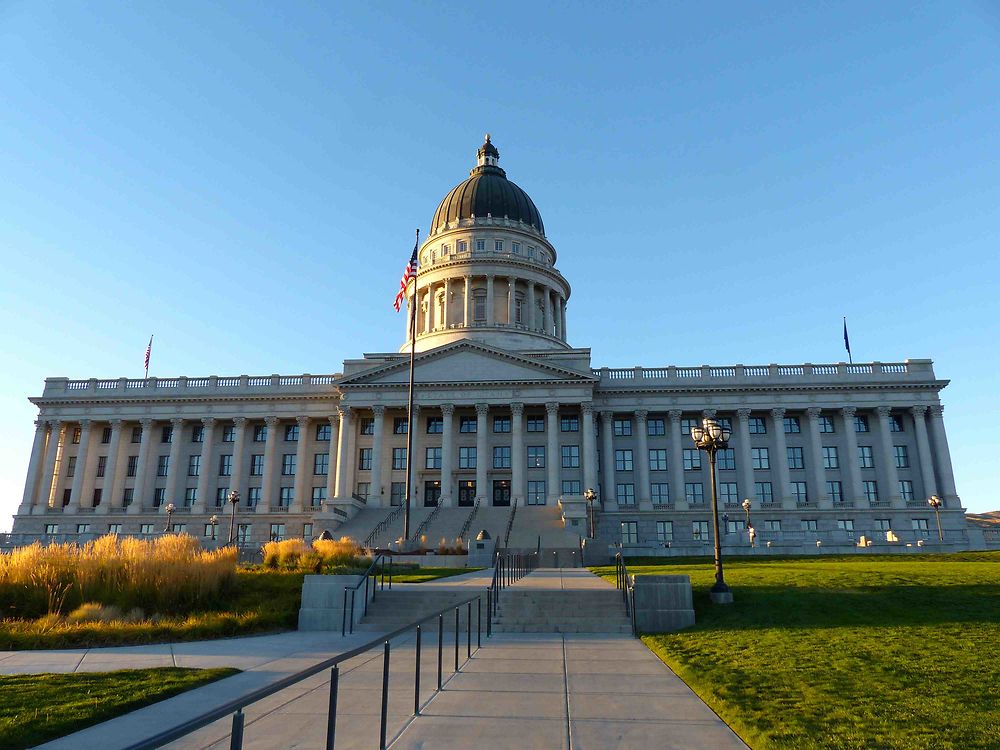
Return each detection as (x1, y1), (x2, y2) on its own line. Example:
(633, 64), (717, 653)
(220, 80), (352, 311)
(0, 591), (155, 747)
(339, 342), (596, 388)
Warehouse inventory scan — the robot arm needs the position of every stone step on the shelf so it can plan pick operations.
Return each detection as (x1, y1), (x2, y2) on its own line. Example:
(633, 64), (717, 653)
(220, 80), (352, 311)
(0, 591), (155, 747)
(492, 622), (633, 633)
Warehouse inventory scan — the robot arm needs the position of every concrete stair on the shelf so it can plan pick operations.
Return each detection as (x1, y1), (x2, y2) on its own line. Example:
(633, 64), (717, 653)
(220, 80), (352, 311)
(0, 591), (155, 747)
(412, 507), (477, 548)
(493, 588), (632, 634)
(506, 506), (582, 549)
(357, 589), (484, 632)
(369, 507), (433, 548)
(330, 508), (393, 544)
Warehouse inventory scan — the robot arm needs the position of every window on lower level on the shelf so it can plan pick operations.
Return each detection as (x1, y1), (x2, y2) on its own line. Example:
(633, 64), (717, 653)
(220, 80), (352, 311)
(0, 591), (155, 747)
(691, 521), (709, 542)
(863, 480), (879, 503)
(787, 447), (804, 470)
(561, 480), (581, 495)
(620, 521), (638, 545)
(791, 482), (808, 504)
(651, 483), (670, 504)
(655, 520), (673, 542)
(827, 481), (843, 503)
(614, 449), (633, 471)
(899, 480), (915, 502)
(685, 483), (704, 504)
(615, 483), (635, 505)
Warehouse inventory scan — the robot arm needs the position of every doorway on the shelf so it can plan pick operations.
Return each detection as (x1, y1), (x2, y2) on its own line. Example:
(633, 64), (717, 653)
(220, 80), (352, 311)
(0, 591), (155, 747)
(458, 480), (476, 507)
(492, 480), (511, 506)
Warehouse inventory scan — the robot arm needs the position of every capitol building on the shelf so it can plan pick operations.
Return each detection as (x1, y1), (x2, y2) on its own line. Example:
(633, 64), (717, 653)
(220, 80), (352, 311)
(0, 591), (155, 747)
(9, 137), (971, 554)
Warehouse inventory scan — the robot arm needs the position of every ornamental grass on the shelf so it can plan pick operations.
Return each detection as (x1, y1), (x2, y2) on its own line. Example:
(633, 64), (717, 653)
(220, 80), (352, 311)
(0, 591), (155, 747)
(261, 536), (365, 571)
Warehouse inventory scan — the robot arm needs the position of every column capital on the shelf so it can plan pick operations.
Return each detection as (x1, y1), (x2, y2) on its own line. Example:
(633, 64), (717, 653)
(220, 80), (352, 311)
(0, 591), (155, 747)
(634, 409), (648, 423)
(510, 402), (524, 418)
(475, 402), (489, 417)
(598, 409), (614, 422)
(46, 418), (61, 428)
(910, 405), (928, 417)
(232, 416), (247, 427)
(668, 409), (682, 422)
(264, 416), (280, 428)
(545, 401), (560, 416)
(336, 406), (351, 421)
(139, 418), (154, 428)
(702, 409), (717, 418)
(769, 408), (785, 420)
(805, 407), (823, 419)
(328, 413), (340, 427)
(581, 402), (594, 416)
(372, 404), (386, 418)
(928, 404), (944, 418)
(34, 419), (47, 432)
(109, 418), (123, 428)
(78, 418), (92, 429)
(296, 415), (311, 427)
(875, 406), (892, 418)
(201, 417), (217, 428)
(840, 406), (857, 418)
(440, 403), (455, 418)
(170, 417), (185, 427)
(410, 404), (421, 417)
(736, 408), (752, 421)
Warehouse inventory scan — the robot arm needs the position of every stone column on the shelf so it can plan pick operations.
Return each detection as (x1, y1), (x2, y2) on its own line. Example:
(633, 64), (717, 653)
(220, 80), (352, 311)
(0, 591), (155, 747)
(545, 402), (560, 504)
(928, 405), (958, 503)
(668, 411), (687, 510)
(229, 418), (248, 507)
(475, 403), (489, 503)
(635, 410), (652, 510)
(507, 277), (516, 325)
(805, 408), (830, 508)
(442, 279), (450, 329)
(599, 410), (615, 505)
(325, 414), (340, 505)
(163, 418), (185, 508)
(511, 403), (525, 504)
(839, 408), (864, 505)
(422, 287), (431, 333)
(370, 406), (386, 503)
(440, 404), (455, 506)
(736, 409), (755, 507)
(553, 295), (563, 339)
(38, 420), (63, 510)
(770, 409), (792, 507)
(581, 403), (598, 495)
(65, 420), (92, 512)
(546, 289), (555, 336)
(409, 405), (421, 502)
(334, 408), (351, 500)
(291, 416), (310, 512)
(99, 420), (124, 514)
(486, 275), (495, 326)
(193, 418), (217, 513)
(261, 416), (280, 510)
(463, 276), (471, 327)
(560, 298), (567, 341)
(128, 419), (154, 514)
(527, 281), (536, 331)
(18, 420), (49, 514)
(874, 407), (902, 507)
(910, 406), (938, 499)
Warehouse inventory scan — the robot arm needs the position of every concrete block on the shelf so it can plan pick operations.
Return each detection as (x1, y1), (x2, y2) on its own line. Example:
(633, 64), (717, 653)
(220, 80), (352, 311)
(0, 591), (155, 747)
(633, 575), (695, 632)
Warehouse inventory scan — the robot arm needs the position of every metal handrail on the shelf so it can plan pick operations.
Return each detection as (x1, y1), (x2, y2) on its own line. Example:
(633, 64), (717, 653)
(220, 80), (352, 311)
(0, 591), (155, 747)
(122, 591), (487, 750)
(614, 552), (638, 637)
(342, 553), (392, 636)
(364, 505), (404, 548)
(488, 549), (538, 624)
(411, 503), (440, 541)
(503, 499), (518, 548)
(457, 498), (481, 542)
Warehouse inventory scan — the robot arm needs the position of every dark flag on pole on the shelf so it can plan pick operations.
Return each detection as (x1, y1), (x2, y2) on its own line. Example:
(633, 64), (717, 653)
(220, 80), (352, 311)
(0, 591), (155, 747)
(144, 335), (153, 378)
(843, 318), (852, 364)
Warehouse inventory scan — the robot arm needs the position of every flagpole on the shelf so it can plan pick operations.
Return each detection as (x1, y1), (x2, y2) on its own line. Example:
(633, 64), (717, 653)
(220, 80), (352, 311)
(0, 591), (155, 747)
(145, 335), (153, 380)
(403, 228), (419, 543)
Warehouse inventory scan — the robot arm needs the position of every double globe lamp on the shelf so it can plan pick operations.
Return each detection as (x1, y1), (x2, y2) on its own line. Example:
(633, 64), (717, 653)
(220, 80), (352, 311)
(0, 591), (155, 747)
(691, 417), (734, 604)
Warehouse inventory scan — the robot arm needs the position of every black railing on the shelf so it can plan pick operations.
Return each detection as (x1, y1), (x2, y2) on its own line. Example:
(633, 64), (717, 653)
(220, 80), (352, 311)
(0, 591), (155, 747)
(342, 554), (392, 636)
(122, 592), (487, 750)
(364, 505), (404, 548)
(411, 504), (440, 541)
(456, 498), (481, 542)
(488, 550), (537, 625)
(614, 552), (638, 637)
(503, 499), (518, 547)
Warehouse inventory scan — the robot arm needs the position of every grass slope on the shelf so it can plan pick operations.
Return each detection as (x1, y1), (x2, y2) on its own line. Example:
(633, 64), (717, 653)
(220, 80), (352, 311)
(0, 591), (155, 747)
(592, 552), (1000, 750)
(0, 667), (239, 750)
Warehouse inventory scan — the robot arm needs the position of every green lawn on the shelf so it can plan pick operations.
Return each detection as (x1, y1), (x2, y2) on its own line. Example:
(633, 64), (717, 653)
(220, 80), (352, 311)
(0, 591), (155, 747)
(592, 552), (1000, 750)
(0, 667), (239, 750)
(390, 566), (480, 583)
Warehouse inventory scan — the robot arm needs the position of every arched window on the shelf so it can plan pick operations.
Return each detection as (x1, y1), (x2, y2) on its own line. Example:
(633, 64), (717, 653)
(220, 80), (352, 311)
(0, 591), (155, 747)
(474, 291), (487, 323)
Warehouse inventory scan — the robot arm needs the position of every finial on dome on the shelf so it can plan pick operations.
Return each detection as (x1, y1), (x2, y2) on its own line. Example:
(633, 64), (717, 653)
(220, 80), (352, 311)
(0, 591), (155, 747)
(477, 134), (499, 167)
(485, 133), (491, 143)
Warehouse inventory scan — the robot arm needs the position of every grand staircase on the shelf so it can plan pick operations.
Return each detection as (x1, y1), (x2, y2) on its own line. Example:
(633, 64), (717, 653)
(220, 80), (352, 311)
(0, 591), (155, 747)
(491, 570), (632, 633)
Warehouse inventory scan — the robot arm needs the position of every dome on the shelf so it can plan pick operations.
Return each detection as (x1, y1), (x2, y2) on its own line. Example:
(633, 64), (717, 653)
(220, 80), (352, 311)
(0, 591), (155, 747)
(430, 135), (544, 235)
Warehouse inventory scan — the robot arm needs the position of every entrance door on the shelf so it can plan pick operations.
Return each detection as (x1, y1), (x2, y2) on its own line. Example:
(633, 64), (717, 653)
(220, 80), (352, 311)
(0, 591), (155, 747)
(492, 480), (511, 506)
(458, 480), (476, 507)
(424, 480), (441, 507)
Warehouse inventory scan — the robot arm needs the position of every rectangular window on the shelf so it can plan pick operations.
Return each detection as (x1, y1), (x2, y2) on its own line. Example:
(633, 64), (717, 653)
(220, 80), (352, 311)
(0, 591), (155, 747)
(764, 519), (781, 532)
(717, 448), (735, 470)
(749, 417), (767, 434)
(44, 524), (58, 535)
(681, 418), (699, 436)
(156, 455), (169, 477)
(61, 488), (71, 506)
(621, 521), (638, 545)
(474, 294), (486, 321)
(899, 480), (915, 502)
(160, 426), (172, 444)
(66, 456), (77, 478)
(269, 523), (286, 541)
(393, 418), (408, 435)
(649, 449), (668, 471)
(874, 518), (891, 532)
(863, 480), (879, 502)
(613, 418), (632, 436)
(192, 425), (204, 443)
(187, 455), (201, 477)
(720, 482), (739, 505)
(153, 488), (164, 507)
(215, 487), (229, 507)
(726, 519), (745, 535)
(615, 483), (636, 505)
(855, 415), (870, 433)
(783, 416), (801, 434)
(184, 487), (197, 507)
(108, 523), (122, 535)
(459, 417), (477, 433)
(253, 425), (267, 442)
(495, 239), (503, 252)
(314, 453), (329, 475)
(692, 521), (709, 542)
(356, 482), (370, 500)
(560, 415), (579, 432)
(476, 239), (486, 252)
(912, 518), (930, 537)
(358, 448), (373, 470)
(561, 479), (582, 495)
(139, 523), (155, 535)
(390, 482), (405, 505)
(526, 416), (544, 432)
(527, 446), (545, 468)
(97, 455), (107, 478)
(425, 447), (442, 469)
(426, 417), (443, 434)
(459, 446), (477, 469)
(222, 426), (235, 442)
(122, 488), (133, 506)
(279, 487), (293, 507)
(791, 482), (808, 503)
(360, 418), (375, 435)
(655, 520), (673, 542)
(512, 241), (521, 254)
(685, 482), (704, 504)
(890, 415), (905, 432)
(801, 519), (818, 532)
(127, 455), (139, 477)
(132, 426), (142, 444)
(651, 483), (670, 504)
(827, 480), (843, 503)
(101, 427), (112, 444)
(683, 449), (702, 470)
(281, 454), (296, 476)
(392, 448), (407, 470)
(647, 418), (666, 436)
(858, 446), (874, 469)
(527, 481), (545, 505)
(838, 519), (855, 535)
(894, 445), (910, 469)
(614, 449), (633, 471)
(493, 416), (511, 433)
(561, 445), (580, 468)
(822, 446), (839, 469)
(249, 454), (264, 476)
(284, 425), (299, 441)
(311, 487), (327, 507)
(218, 454), (232, 476)
(493, 446), (511, 469)
(316, 424), (331, 441)
(247, 487), (261, 507)
(786, 446), (804, 470)
(819, 416), (835, 433)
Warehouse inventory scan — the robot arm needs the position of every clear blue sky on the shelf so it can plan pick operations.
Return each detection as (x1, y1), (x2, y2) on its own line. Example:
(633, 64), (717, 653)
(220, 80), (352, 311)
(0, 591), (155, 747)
(1, 1), (998, 528)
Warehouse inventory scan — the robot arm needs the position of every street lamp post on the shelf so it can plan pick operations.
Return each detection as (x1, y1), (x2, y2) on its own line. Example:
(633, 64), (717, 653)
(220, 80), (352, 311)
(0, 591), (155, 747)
(928, 495), (944, 542)
(742, 498), (753, 547)
(691, 417), (733, 604)
(227, 490), (241, 546)
(163, 503), (175, 533)
(209, 514), (219, 544)
(584, 487), (597, 539)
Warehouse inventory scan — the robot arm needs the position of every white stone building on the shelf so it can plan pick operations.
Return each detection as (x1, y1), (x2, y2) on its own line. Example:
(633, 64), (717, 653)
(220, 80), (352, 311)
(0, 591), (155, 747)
(8, 137), (970, 554)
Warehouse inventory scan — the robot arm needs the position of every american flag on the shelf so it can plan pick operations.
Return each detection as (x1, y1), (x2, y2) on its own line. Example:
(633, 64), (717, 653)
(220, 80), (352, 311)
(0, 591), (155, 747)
(144, 335), (153, 374)
(393, 242), (419, 312)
